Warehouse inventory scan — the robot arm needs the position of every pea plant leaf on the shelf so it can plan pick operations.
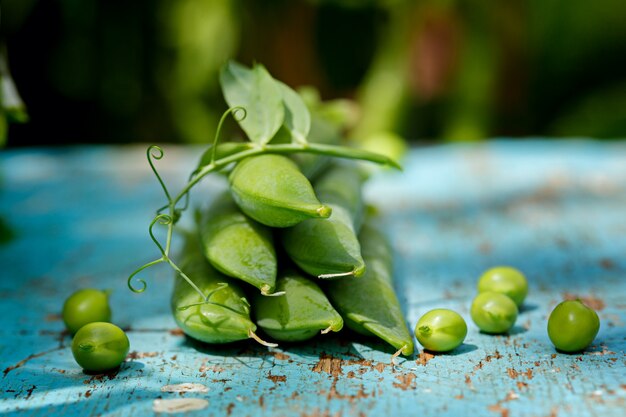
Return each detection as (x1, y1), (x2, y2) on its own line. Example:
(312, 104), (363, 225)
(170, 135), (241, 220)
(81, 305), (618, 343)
(278, 81), (310, 144)
(220, 61), (284, 145)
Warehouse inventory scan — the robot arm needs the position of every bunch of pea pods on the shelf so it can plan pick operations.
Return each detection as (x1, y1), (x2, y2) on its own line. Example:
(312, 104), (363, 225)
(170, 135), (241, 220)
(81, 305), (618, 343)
(173, 150), (414, 357)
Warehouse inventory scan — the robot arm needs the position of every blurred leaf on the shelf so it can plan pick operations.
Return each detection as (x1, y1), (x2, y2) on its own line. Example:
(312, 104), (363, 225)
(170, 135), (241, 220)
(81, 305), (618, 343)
(0, 50), (28, 123)
(219, 61), (284, 145)
(0, 111), (6, 146)
(350, 3), (413, 142)
(278, 81), (310, 144)
(0, 216), (15, 244)
(549, 83), (626, 138)
(297, 85), (359, 130)
(159, 0), (239, 143)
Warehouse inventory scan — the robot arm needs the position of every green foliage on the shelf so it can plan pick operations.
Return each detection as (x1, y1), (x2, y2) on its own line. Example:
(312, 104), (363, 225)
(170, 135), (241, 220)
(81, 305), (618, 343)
(128, 62), (398, 302)
(220, 62), (284, 145)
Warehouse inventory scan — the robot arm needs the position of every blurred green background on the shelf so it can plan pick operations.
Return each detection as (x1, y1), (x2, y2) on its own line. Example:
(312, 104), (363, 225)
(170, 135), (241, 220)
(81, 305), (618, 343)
(2, 0), (626, 146)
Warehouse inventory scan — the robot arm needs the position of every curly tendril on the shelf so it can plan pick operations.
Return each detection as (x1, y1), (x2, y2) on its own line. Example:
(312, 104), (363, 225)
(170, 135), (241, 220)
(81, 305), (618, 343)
(147, 145), (172, 202)
(130, 109), (402, 301)
(176, 282), (230, 311)
(149, 214), (173, 256)
(127, 258), (165, 293)
(210, 106), (247, 164)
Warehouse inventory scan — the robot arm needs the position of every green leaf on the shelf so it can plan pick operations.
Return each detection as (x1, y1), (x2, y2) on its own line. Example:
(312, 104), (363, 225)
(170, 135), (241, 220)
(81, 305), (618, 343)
(219, 62), (284, 145)
(278, 81), (310, 144)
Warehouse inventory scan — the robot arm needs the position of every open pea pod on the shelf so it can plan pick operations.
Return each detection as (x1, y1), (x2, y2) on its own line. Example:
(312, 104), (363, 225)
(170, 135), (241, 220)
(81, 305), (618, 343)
(253, 270), (343, 342)
(171, 234), (257, 344)
(326, 221), (414, 357)
(281, 162), (366, 278)
(229, 154), (332, 228)
(199, 192), (278, 295)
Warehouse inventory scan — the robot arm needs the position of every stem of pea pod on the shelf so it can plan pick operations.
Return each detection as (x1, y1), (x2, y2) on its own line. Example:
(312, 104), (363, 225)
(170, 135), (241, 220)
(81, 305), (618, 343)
(130, 141), (398, 299)
(171, 142), (401, 207)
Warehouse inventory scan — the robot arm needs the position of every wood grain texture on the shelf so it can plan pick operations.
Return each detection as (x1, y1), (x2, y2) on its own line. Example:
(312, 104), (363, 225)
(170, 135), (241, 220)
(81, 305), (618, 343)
(0, 141), (624, 417)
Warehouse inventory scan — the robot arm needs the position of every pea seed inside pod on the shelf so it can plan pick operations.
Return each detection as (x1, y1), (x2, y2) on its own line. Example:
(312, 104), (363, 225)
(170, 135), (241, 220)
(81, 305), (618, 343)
(229, 154), (331, 228)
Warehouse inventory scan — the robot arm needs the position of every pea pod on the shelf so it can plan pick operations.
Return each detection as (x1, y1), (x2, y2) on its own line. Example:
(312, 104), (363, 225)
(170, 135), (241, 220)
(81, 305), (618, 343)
(253, 270), (343, 342)
(326, 221), (414, 357)
(171, 234), (260, 344)
(282, 162), (366, 278)
(229, 154), (332, 228)
(199, 192), (277, 295)
(291, 116), (342, 180)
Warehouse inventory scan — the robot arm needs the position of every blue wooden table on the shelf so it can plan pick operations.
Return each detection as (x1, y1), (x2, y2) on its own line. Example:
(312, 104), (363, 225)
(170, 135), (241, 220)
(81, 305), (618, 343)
(0, 140), (624, 417)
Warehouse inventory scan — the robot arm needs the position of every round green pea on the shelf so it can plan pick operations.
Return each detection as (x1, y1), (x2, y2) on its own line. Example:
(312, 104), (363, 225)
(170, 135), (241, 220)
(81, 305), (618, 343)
(415, 309), (467, 352)
(470, 292), (518, 334)
(478, 266), (528, 307)
(62, 289), (112, 334)
(72, 322), (130, 372)
(547, 300), (600, 353)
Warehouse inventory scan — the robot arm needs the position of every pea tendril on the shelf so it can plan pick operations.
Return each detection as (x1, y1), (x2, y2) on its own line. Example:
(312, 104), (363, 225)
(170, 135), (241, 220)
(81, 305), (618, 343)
(128, 105), (400, 300)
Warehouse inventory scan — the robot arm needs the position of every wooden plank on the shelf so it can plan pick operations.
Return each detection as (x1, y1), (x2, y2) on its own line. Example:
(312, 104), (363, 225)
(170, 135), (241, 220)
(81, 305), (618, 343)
(0, 141), (624, 417)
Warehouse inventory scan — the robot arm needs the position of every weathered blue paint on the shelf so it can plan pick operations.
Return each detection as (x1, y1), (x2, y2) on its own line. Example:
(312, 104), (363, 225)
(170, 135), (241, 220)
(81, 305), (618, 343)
(0, 140), (624, 417)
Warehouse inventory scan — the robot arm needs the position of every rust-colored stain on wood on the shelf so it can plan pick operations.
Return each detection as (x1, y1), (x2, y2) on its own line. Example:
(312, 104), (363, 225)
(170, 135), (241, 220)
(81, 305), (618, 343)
(199, 364), (225, 373)
(325, 381), (370, 401)
(168, 328), (185, 336)
(267, 372), (287, 384)
(416, 351), (435, 366)
(507, 368), (519, 379)
(392, 373), (417, 390)
(44, 313), (62, 322)
(127, 351), (158, 359)
(562, 293), (606, 311)
(312, 353), (343, 377)
(488, 403), (510, 417)
(599, 258), (615, 270)
(300, 410), (342, 417)
(270, 351), (291, 361)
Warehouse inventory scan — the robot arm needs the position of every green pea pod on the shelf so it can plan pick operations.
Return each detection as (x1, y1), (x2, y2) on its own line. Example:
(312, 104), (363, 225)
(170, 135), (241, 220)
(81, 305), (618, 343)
(282, 162), (366, 278)
(253, 270), (343, 342)
(326, 221), (414, 357)
(199, 192), (278, 295)
(171, 234), (258, 344)
(229, 154), (331, 227)
(292, 116), (342, 180)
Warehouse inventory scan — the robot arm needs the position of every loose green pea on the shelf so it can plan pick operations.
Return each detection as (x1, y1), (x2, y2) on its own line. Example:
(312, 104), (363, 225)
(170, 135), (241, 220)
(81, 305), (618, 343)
(327, 221), (414, 356)
(62, 289), (112, 334)
(470, 292), (518, 334)
(478, 266), (528, 307)
(172, 233), (258, 344)
(200, 192), (277, 295)
(548, 300), (600, 353)
(71, 322), (129, 373)
(253, 270), (343, 342)
(229, 154), (331, 228)
(282, 162), (366, 278)
(415, 309), (467, 352)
